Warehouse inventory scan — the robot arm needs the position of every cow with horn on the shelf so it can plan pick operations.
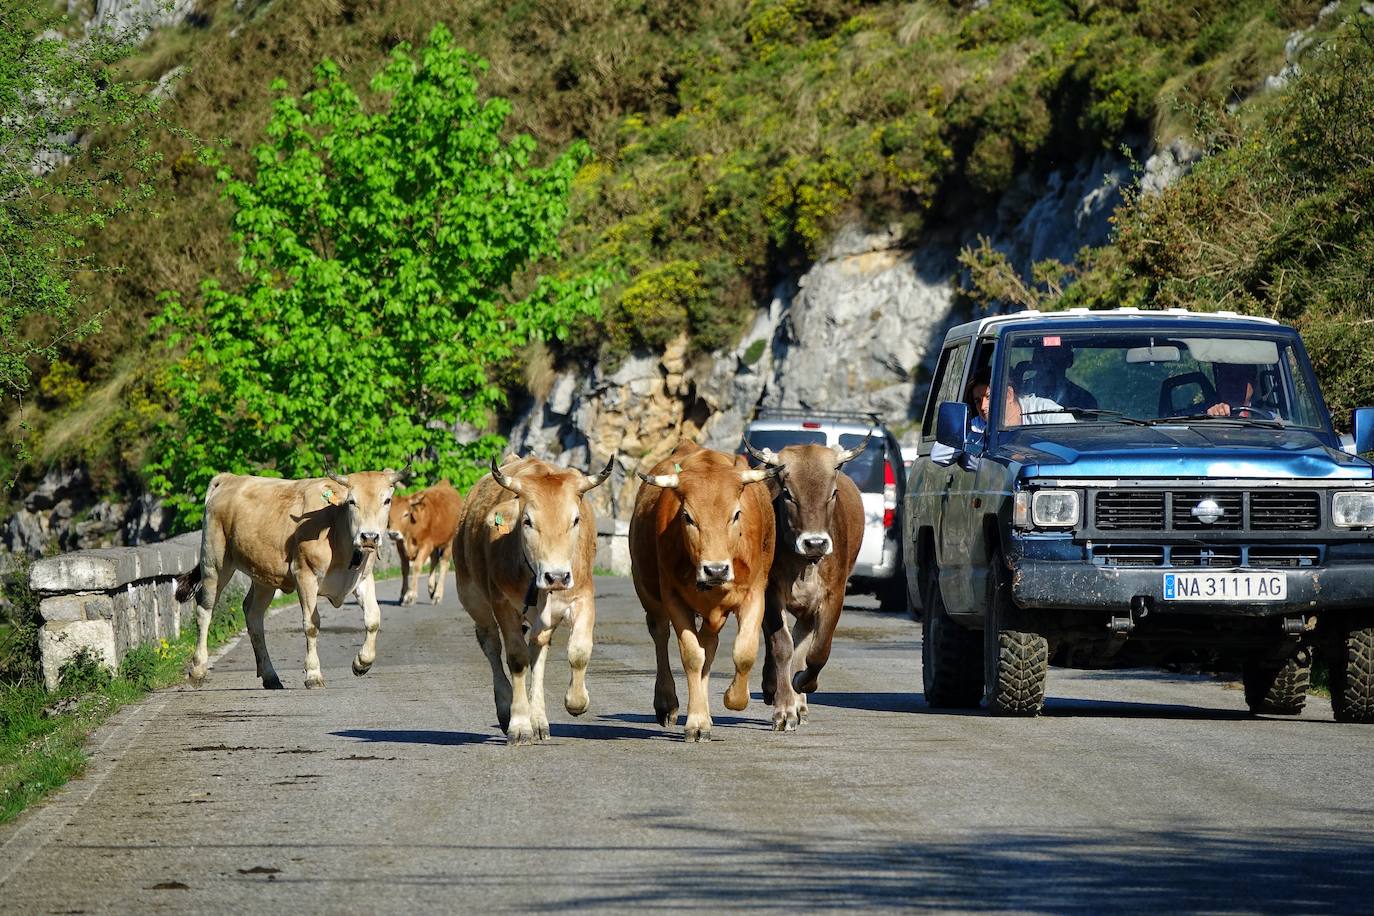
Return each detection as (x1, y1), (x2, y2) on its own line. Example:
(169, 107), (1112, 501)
(744, 435), (868, 730)
(452, 453), (613, 745)
(177, 465), (408, 689)
(629, 441), (779, 742)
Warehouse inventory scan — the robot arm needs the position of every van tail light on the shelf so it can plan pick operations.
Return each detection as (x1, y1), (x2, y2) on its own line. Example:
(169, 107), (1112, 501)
(882, 459), (897, 528)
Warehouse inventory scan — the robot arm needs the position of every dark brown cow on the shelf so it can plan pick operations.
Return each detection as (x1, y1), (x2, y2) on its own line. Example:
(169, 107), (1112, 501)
(452, 455), (611, 744)
(388, 481), (463, 606)
(629, 441), (778, 741)
(177, 469), (402, 689)
(747, 440), (867, 730)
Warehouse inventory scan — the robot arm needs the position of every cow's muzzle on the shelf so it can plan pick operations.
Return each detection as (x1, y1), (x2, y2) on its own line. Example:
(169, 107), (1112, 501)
(539, 568), (574, 591)
(697, 561), (733, 590)
(356, 530), (382, 550)
(796, 533), (833, 559)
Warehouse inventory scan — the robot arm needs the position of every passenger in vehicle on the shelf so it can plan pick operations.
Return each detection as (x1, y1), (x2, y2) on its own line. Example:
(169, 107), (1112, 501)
(1027, 345), (1097, 410)
(931, 370), (990, 467)
(1206, 363), (1273, 418)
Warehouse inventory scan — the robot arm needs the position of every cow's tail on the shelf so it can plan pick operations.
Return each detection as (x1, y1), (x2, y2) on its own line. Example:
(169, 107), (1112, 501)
(175, 566), (203, 603)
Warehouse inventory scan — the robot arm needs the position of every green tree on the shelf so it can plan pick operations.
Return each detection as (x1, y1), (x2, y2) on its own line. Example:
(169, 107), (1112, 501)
(148, 26), (606, 523)
(0, 0), (162, 472)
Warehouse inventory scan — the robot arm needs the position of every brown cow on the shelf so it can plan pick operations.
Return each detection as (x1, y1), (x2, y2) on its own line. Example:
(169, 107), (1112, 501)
(452, 455), (612, 744)
(388, 481), (463, 606)
(747, 439), (867, 730)
(629, 441), (778, 742)
(177, 469), (403, 689)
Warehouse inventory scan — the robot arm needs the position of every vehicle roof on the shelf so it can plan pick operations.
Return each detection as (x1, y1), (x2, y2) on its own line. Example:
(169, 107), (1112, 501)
(745, 418), (884, 436)
(944, 307), (1285, 343)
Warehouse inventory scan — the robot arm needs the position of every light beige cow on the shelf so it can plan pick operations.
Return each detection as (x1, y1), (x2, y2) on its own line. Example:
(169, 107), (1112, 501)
(176, 469), (402, 689)
(452, 455), (611, 744)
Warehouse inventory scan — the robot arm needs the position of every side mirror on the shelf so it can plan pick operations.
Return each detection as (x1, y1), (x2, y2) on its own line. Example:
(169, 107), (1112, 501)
(935, 401), (970, 451)
(1353, 407), (1374, 454)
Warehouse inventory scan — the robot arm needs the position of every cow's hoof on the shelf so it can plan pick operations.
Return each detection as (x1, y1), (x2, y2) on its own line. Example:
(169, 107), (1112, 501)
(762, 687), (776, 706)
(683, 720), (712, 743)
(506, 721), (534, 745)
(304, 673), (326, 689)
(400, 593), (417, 607)
(532, 719), (551, 741)
(772, 710), (799, 731)
(655, 705), (679, 728)
(565, 689), (589, 717)
(188, 664), (208, 687)
(792, 670), (820, 696)
(262, 674), (285, 690)
(351, 656), (373, 677)
(723, 681), (750, 711)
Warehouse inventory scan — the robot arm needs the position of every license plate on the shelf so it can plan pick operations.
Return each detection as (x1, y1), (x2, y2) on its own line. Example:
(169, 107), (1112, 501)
(1162, 571), (1287, 602)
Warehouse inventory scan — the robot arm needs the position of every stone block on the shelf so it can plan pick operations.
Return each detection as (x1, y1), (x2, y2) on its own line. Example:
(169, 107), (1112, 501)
(110, 584), (138, 660)
(38, 593), (113, 622)
(39, 619), (117, 691)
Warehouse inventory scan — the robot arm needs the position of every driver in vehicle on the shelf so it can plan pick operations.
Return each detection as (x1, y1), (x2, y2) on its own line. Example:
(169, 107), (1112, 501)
(1206, 363), (1273, 418)
(1027, 344), (1097, 410)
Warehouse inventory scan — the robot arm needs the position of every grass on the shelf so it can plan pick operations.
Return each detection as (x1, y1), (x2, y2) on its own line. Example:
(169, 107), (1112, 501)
(0, 594), (245, 826)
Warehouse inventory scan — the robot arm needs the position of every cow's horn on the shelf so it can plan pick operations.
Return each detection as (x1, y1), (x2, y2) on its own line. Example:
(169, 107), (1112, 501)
(834, 431), (873, 467)
(490, 456), (524, 495)
(637, 471), (680, 490)
(388, 460), (413, 485)
(579, 456), (614, 494)
(326, 470), (350, 487)
(740, 465), (782, 484)
(742, 439), (781, 468)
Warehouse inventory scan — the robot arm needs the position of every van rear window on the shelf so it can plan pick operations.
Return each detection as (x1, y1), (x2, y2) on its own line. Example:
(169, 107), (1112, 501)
(741, 430), (827, 463)
(838, 433), (884, 492)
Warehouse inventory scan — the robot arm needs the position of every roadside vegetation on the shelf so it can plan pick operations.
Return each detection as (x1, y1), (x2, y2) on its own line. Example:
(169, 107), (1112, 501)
(4, 0), (1330, 508)
(0, 565), (245, 824)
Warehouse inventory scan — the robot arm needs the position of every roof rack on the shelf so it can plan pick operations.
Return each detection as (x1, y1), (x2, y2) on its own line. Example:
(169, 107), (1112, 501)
(754, 407), (884, 426)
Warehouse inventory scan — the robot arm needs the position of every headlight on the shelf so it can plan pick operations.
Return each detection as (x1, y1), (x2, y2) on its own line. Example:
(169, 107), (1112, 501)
(1031, 489), (1080, 528)
(1332, 491), (1374, 528)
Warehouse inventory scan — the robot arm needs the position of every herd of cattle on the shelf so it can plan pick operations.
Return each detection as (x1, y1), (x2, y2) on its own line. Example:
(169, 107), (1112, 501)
(174, 438), (872, 742)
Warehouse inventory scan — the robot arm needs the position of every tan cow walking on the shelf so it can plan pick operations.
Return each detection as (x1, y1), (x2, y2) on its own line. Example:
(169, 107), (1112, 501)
(452, 455), (611, 745)
(176, 469), (403, 689)
(630, 441), (778, 741)
(388, 481), (463, 606)
(746, 440), (867, 730)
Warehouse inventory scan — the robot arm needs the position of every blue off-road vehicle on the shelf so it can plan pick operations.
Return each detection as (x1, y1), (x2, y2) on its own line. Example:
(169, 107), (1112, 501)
(903, 308), (1374, 721)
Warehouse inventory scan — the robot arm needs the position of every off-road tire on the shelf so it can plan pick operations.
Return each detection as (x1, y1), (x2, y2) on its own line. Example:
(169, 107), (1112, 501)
(1329, 624), (1374, 724)
(921, 574), (982, 709)
(983, 547), (1048, 716)
(1242, 652), (1309, 716)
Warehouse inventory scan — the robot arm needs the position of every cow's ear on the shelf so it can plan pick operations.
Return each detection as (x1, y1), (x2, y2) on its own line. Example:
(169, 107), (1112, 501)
(320, 483), (346, 507)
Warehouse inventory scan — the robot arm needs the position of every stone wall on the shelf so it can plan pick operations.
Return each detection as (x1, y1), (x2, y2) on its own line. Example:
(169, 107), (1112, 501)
(29, 532), (203, 690)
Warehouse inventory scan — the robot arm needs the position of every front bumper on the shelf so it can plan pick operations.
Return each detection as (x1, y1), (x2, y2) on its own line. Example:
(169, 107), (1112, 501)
(1009, 558), (1374, 616)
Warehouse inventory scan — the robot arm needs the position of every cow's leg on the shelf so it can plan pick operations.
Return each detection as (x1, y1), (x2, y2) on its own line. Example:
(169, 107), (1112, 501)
(646, 608), (679, 728)
(793, 597), (841, 696)
(243, 583), (282, 690)
(495, 602), (535, 745)
(790, 613), (816, 722)
(399, 546), (417, 606)
(664, 595), (712, 742)
(428, 547), (448, 603)
(351, 572), (382, 677)
(724, 590), (765, 711)
(764, 600), (800, 730)
(188, 557), (228, 687)
(474, 620), (512, 733)
(296, 574), (326, 688)
(526, 601), (554, 741)
(564, 597), (594, 717)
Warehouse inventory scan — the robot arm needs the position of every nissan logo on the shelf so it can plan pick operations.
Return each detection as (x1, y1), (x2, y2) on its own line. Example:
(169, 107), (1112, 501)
(1191, 498), (1225, 525)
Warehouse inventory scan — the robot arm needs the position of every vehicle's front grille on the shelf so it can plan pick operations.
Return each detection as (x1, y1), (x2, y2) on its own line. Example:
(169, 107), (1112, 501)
(1095, 491), (1165, 530)
(1093, 545), (1165, 566)
(1250, 492), (1321, 530)
(1248, 546), (1321, 567)
(1091, 489), (1324, 533)
(1172, 491), (1243, 530)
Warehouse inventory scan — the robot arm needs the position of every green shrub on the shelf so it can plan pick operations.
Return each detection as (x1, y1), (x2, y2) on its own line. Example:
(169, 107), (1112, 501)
(56, 648), (112, 696)
(0, 562), (42, 688)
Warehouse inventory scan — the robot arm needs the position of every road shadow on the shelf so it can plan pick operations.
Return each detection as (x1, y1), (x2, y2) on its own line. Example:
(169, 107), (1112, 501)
(331, 729), (500, 747)
(801, 691), (927, 714)
(550, 721), (673, 741)
(599, 712), (773, 731)
(1041, 697), (1274, 722)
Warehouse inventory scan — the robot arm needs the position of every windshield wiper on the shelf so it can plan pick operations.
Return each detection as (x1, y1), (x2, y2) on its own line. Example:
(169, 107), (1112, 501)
(1146, 412), (1287, 429)
(1020, 407), (1150, 426)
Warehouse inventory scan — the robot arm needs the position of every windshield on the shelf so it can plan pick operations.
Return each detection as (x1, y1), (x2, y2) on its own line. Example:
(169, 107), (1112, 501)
(741, 429), (827, 462)
(995, 329), (1328, 431)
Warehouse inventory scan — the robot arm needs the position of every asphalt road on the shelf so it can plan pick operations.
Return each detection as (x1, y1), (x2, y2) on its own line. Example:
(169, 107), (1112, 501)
(2, 575), (1372, 914)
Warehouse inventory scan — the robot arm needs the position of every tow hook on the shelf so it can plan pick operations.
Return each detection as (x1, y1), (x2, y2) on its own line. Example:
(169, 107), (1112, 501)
(1109, 596), (1148, 635)
(1281, 615), (1305, 637)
